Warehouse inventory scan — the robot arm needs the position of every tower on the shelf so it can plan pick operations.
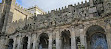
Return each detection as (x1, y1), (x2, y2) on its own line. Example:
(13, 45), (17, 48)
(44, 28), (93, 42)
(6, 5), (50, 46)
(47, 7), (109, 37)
(0, 0), (16, 34)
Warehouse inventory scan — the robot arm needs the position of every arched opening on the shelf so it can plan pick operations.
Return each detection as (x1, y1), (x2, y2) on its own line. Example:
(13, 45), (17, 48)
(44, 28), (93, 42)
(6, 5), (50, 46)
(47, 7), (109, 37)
(53, 40), (56, 49)
(22, 37), (28, 49)
(86, 25), (108, 49)
(61, 30), (71, 49)
(76, 37), (80, 49)
(38, 33), (49, 49)
(8, 39), (14, 49)
(30, 43), (33, 49)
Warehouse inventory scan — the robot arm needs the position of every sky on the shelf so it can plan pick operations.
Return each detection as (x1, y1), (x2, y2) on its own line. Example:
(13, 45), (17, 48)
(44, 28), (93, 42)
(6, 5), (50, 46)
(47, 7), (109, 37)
(0, 0), (1, 3)
(0, 0), (89, 12)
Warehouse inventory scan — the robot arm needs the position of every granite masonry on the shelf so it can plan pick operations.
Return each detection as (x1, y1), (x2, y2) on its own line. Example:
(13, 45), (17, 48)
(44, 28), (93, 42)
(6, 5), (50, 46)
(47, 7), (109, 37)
(0, 0), (111, 49)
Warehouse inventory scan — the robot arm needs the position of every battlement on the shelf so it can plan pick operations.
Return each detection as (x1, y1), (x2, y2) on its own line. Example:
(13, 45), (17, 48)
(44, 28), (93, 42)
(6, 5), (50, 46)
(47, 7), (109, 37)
(4, 0), (111, 34)
(15, 3), (33, 16)
(27, 5), (46, 15)
(45, 0), (89, 15)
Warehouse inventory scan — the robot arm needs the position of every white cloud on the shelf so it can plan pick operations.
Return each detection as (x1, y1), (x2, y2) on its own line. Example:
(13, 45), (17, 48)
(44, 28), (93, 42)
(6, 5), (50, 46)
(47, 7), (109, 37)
(20, 0), (89, 12)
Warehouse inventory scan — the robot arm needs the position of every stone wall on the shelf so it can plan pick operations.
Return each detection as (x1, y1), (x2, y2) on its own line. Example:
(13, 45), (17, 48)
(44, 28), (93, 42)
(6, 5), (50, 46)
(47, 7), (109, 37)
(3, 3), (33, 34)
(1, 0), (111, 49)
(2, 16), (111, 49)
(20, 0), (111, 32)
(4, 0), (111, 34)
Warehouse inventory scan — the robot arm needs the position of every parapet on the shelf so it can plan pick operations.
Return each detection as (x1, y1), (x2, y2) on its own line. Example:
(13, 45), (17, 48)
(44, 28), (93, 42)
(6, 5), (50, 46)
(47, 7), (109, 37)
(15, 3), (33, 16)
(43, 0), (89, 15)
(7, 0), (111, 34)
(27, 5), (46, 15)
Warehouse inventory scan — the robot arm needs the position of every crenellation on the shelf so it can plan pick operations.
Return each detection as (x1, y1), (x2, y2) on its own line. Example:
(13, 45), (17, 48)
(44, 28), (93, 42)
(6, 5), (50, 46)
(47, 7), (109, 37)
(18, 5), (20, 8)
(56, 9), (58, 11)
(15, 3), (18, 6)
(20, 6), (23, 9)
(59, 8), (61, 11)
(48, 11), (50, 14)
(1, 0), (111, 49)
(85, 0), (88, 3)
(62, 7), (64, 10)
(74, 4), (77, 6)
(65, 6), (67, 9)
(81, 1), (84, 4)
(78, 2), (80, 5)
(14, 3), (33, 16)
(51, 10), (55, 14)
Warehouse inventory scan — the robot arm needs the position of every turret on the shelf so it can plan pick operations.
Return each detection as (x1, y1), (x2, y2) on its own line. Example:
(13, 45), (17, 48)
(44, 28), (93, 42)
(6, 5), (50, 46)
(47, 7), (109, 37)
(1, 0), (16, 34)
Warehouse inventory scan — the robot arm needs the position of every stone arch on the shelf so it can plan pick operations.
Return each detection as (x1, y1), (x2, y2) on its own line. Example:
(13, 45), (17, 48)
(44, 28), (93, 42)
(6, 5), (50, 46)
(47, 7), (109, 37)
(38, 33), (49, 49)
(60, 29), (71, 49)
(86, 25), (108, 49)
(83, 23), (106, 35)
(8, 39), (14, 49)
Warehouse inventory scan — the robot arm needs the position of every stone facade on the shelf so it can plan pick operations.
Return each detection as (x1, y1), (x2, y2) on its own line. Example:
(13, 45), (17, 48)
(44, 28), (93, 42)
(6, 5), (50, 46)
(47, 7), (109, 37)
(0, 0), (111, 49)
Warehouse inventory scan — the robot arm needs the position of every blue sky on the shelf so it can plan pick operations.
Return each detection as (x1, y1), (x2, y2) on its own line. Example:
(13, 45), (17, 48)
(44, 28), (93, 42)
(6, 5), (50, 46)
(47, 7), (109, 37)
(0, 0), (89, 12)
(0, 0), (2, 3)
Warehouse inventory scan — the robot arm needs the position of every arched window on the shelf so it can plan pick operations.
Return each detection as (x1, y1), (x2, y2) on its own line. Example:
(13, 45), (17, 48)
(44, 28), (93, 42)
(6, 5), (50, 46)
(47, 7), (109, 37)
(86, 25), (108, 49)
(8, 39), (14, 49)
(38, 33), (49, 49)
(22, 37), (28, 49)
(61, 30), (71, 49)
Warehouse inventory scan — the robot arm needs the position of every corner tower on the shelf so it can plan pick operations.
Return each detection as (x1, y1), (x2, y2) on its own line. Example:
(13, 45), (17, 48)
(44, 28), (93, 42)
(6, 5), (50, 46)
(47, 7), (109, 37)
(0, 0), (16, 34)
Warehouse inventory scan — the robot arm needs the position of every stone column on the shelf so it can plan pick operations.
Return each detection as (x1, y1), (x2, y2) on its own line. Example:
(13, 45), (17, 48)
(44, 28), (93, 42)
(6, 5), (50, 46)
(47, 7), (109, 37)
(106, 33), (111, 49)
(36, 39), (39, 49)
(33, 34), (37, 49)
(5, 38), (9, 49)
(17, 36), (22, 49)
(71, 27), (76, 49)
(27, 36), (31, 49)
(48, 33), (52, 49)
(13, 37), (17, 49)
(56, 31), (61, 49)
(84, 36), (87, 49)
(33, 39), (37, 49)
(1, 38), (8, 49)
(106, 25), (111, 49)
(80, 29), (85, 47)
(0, 38), (5, 49)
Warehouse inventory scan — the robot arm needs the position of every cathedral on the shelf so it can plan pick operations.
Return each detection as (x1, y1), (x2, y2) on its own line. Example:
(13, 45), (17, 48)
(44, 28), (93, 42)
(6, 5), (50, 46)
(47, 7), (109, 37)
(0, 0), (111, 49)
